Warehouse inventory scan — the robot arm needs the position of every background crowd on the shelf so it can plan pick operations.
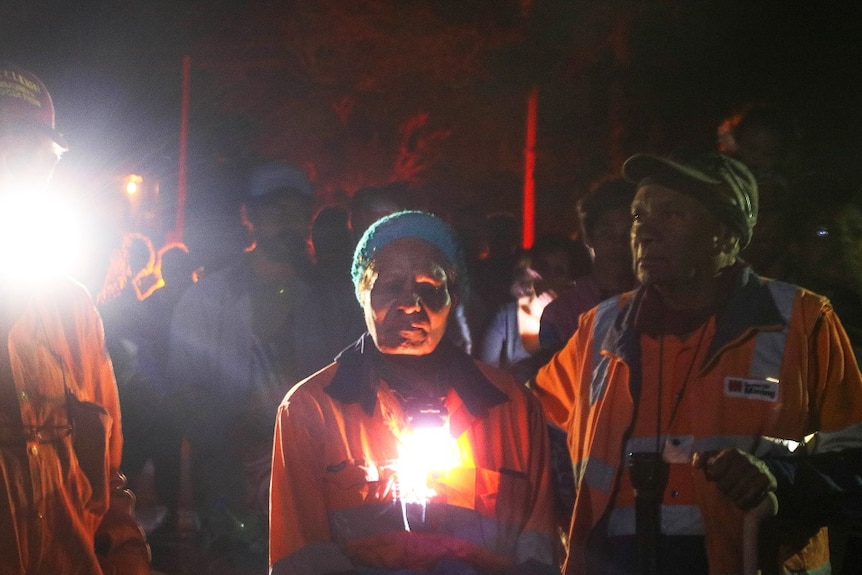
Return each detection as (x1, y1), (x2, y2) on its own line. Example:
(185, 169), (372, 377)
(4, 3), (862, 573)
(72, 100), (862, 574)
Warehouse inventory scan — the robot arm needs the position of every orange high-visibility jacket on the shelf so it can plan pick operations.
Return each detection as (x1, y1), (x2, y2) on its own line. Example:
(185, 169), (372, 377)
(269, 337), (558, 575)
(532, 270), (862, 575)
(0, 278), (124, 574)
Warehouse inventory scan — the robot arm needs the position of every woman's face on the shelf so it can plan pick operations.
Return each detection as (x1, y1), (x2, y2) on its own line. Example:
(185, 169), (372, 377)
(360, 238), (453, 356)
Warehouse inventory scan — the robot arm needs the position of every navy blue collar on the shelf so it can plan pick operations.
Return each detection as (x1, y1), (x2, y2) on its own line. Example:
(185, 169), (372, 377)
(325, 333), (509, 417)
(605, 266), (786, 373)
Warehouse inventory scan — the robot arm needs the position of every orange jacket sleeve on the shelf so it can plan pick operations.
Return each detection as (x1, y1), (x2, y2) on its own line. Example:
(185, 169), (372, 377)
(269, 379), (355, 575)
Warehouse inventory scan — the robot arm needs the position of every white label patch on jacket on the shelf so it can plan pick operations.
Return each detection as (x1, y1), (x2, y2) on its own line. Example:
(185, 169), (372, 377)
(724, 377), (779, 402)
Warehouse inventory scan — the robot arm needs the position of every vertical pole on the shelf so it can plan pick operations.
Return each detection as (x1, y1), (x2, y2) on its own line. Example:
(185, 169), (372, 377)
(522, 85), (538, 250)
(171, 55), (191, 244)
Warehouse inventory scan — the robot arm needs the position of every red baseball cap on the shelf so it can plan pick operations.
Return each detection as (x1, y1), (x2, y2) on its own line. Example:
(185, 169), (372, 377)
(0, 65), (68, 150)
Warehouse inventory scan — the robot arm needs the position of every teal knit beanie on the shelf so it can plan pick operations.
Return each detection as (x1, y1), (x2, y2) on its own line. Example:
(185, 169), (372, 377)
(351, 210), (466, 302)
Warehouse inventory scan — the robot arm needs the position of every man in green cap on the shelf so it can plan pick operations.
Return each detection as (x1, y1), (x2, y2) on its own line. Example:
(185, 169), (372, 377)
(532, 149), (862, 574)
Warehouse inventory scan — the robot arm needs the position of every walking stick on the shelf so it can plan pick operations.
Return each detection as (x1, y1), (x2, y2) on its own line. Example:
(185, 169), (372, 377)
(742, 493), (778, 575)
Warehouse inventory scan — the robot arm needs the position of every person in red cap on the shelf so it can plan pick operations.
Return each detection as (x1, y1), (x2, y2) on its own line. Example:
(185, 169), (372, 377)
(0, 65), (149, 574)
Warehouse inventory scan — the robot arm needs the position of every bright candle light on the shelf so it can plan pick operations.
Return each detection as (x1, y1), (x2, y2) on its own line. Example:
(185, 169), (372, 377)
(396, 423), (460, 505)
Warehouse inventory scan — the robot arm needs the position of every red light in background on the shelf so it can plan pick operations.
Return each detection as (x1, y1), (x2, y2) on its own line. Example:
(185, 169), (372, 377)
(522, 86), (538, 250)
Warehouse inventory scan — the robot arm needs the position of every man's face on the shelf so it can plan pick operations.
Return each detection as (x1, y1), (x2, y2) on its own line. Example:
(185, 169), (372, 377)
(0, 126), (61, 194)
(630, 183), (724, 290)
(248, 191), (313, 263)
(589, 206), (633, 270)
(796, 206), (862, 289)
(533, 248), (572, 295)
(360, 238), (453, 356)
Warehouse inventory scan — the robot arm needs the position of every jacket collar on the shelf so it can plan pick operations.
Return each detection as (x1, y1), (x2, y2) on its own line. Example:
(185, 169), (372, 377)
(604, 266), (787, 393)
(326, 333), (508, 418)
(705, 265), (787, 360)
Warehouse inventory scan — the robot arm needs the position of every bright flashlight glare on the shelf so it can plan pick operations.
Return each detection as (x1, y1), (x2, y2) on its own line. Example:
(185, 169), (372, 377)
(396, 425), (460, 505)
(0, 191), (81, 280)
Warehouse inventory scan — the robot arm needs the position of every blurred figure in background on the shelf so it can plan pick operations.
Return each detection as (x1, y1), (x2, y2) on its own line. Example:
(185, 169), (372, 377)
(145, 242), (199, 344)
(309, 205), (367, 363)
(127, 241), (199, 551)
(469, 210), (524, 353)
(785, 174), (862, 353)
(479, 233), (577, 382)
(478, 262), (554, 382)
(540, 176), (637, 354)
(717, 102), (802, 187)
(96, 231), (161, 529)
(738, 175), (792, 279)
(349, 182), (407, 243)
(97, 231), (155, 342)
(168, 161), (323, 573)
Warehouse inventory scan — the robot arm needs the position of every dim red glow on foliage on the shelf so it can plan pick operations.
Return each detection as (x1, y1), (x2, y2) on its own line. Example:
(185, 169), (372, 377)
(391, 112), (452, 184)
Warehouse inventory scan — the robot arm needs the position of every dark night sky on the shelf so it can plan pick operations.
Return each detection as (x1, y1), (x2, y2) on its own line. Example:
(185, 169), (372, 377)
(2, 1), (862, 265)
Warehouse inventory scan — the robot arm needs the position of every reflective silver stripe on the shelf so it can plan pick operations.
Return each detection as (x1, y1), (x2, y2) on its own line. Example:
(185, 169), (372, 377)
(807, 421), (862, 453)
(577, 456), (616, 492)
(626, 436), (670, 456)
(626, 435), (755, 457)
(516, 529), (556, 568)
(689, 434), (754, 453)
(624, 435), (799, 461)
(270, 541), (353, 575)
(590, 296), (621, 405)
(750, 281), (796, 380)
(606, 504), (704, 536)
(590, 356), (612, 406)
(691, 434), (799, 457)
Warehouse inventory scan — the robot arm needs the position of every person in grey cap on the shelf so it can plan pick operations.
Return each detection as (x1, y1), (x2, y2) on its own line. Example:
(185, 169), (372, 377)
(531, 149), (862, 575)
(167, 160), (331, 570)
(269, 210), (559, 575)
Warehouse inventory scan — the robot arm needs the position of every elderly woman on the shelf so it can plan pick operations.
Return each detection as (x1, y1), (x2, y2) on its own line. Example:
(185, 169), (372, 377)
(269, 211), (558, 575)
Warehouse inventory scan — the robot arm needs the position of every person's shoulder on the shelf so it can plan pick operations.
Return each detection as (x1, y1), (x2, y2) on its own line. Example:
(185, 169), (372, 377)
(29, 275), (97, 312)
(545, 277), (601, 313)
(283, 362), (339, 405)
(473, 359), (534, 402)
(178, 260), (249, 302)
(194, 260), (246, 287)
(752, 277), (841, 334)
(760, 277), (829, 310)
(490, 300), (518, 322)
